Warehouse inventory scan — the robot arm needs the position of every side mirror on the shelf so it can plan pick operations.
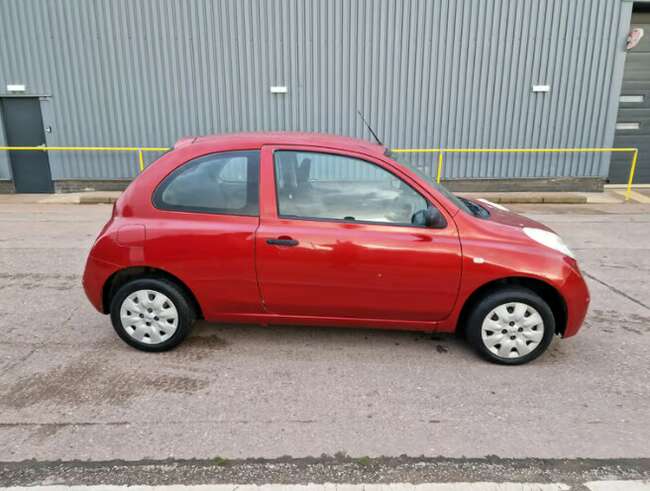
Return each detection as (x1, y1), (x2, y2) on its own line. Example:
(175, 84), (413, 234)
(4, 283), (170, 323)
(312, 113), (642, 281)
(412, 206), (446, 228)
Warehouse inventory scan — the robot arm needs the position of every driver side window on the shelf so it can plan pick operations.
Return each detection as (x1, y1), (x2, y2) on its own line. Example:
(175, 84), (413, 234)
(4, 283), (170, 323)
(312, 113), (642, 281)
(274, 151), (429, 225)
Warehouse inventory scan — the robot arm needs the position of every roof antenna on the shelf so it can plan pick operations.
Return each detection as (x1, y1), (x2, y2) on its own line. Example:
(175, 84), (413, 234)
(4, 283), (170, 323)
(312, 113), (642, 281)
(357, 110), (383, 146)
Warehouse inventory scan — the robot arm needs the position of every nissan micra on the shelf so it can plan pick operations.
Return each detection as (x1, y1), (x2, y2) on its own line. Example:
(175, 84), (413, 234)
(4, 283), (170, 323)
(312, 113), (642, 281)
(83, 132), (589, 364)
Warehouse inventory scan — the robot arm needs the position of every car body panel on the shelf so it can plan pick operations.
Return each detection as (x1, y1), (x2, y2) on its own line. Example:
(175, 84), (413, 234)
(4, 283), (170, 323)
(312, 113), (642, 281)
(143, 213), (262, 317)
(255, 218), (462, 321)
(471, 203), (554, 231)
(432, 209), (590, 335)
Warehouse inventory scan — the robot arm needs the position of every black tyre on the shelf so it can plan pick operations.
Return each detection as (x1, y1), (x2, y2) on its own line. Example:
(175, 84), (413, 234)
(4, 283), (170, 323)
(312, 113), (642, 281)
(465, 287), (555, 365)
(109, 277), (195, 352)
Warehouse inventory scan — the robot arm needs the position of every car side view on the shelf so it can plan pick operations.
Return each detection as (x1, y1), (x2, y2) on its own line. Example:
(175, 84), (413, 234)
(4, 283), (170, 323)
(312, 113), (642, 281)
(83, 132), (590, 364)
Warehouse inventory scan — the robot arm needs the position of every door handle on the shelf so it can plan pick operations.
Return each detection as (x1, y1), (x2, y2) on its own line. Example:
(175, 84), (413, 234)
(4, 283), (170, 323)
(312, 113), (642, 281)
(266, 237), (299, 247)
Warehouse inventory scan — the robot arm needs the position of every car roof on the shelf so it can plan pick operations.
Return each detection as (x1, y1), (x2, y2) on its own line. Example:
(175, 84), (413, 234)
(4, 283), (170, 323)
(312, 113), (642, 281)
(177, 132), (387, 156)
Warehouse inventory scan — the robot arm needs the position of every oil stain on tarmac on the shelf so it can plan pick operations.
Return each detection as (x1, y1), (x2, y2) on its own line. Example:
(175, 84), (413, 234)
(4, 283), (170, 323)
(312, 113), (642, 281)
(0, 353), (210, 409)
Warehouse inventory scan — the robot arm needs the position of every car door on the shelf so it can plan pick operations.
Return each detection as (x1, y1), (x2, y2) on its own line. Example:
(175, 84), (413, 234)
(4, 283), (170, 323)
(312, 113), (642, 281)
(255, 146), (462, 322)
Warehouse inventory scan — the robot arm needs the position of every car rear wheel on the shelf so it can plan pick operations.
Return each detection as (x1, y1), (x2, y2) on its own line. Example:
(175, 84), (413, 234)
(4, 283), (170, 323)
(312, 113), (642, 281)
(465, 287), (555, 365)
(109, 278), (195, 351)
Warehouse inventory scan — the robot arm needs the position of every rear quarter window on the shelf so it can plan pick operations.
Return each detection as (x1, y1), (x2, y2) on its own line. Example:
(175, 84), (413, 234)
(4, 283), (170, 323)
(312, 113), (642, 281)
(153, 150), (260, 216)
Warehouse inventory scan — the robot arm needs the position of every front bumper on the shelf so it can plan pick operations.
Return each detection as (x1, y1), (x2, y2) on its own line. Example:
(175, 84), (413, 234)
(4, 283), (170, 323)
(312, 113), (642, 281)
(560, 262), (590, 338)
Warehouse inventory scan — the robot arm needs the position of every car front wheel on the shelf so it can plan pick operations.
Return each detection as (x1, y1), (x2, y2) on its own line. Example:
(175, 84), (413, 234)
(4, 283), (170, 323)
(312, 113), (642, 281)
(109, 278), (195, 351)
(465, 287), (555, 365)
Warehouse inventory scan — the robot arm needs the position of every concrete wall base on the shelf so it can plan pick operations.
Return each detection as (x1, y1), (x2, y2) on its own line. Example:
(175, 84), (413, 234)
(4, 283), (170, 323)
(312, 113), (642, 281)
(442, 177), (605, 192)
(53, 179), (132, 193)
(0, 180), (16, 193)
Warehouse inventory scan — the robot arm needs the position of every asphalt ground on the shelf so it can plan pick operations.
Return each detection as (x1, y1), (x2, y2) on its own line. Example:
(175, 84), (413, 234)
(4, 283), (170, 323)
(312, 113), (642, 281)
(0, 202), (649, 484)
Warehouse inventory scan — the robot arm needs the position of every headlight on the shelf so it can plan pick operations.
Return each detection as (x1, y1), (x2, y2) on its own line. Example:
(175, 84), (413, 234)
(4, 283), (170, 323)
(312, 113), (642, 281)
(523, 227), (575, 259)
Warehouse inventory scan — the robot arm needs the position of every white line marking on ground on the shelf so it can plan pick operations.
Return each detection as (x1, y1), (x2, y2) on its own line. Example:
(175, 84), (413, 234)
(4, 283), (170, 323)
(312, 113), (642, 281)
(613, 190), (650, 203)
(585, 480), (650, 490)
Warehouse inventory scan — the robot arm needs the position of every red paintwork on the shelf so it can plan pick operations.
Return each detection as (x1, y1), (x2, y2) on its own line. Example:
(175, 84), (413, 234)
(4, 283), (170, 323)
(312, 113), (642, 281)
(82, 132), (589, 338)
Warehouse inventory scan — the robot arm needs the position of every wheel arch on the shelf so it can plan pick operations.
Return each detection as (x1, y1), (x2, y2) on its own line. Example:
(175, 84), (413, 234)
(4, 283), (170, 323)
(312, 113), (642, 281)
(102, 266), (204, 319)
(456, 277), (567, 336)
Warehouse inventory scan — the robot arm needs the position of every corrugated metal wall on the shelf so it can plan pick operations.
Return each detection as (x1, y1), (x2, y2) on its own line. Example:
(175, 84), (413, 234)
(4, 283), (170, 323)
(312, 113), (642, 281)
(0, 0), (632, 182)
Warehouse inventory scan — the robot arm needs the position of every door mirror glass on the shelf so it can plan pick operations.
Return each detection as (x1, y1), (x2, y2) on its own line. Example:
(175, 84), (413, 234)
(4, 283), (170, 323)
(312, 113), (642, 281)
(411, 206), (446, 228)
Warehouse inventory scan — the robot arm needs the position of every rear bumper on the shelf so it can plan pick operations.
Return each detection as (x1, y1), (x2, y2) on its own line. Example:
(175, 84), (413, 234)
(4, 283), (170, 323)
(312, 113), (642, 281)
(560, 263), (590, 338)
(82, 255), (120, 313)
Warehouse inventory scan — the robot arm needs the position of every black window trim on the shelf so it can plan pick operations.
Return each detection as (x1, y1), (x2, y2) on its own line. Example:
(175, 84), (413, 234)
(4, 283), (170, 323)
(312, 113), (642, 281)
(272, 149), (444, 229)
(152, 150), (260, 217)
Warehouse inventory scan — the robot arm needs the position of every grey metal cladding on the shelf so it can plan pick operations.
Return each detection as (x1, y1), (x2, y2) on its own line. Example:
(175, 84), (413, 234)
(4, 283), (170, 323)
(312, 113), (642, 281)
(0, 0), (632, 180)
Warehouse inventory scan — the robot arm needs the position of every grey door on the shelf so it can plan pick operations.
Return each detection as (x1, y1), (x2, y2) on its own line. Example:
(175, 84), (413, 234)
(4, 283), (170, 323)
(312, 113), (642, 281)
(0, 97), (53, 193)
(610, 13), (650, 184)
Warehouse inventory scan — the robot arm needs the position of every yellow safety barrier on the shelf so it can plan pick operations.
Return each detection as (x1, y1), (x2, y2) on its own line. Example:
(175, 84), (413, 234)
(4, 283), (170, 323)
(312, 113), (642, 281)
(0, 145), (170, 173)
(0, 145), (640, 201)
(391, 147), (640, 202)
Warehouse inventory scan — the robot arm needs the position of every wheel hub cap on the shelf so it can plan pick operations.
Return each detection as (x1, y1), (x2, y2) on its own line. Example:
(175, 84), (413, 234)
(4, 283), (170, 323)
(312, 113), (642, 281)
(481, 302), (544, 359)
(119, 289), (179, 344)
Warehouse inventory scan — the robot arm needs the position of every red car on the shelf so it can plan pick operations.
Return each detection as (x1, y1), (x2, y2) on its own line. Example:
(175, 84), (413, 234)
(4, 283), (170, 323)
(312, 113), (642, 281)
(83, 132), (589, 364)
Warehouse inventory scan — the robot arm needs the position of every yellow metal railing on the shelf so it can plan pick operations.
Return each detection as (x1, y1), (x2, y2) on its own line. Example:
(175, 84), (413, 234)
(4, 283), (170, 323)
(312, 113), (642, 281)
(0, 145), (641, 201)
(391, 147), (640, 201)
(0, 145), (170, 173)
